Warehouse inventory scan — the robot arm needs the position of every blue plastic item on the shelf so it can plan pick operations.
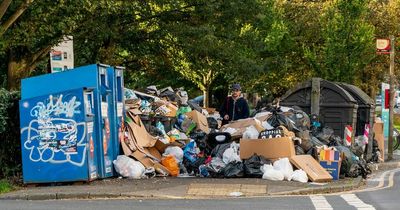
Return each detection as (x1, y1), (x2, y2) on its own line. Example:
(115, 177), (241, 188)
(183, 141), (198, 163)
(19, 88), (98, 183)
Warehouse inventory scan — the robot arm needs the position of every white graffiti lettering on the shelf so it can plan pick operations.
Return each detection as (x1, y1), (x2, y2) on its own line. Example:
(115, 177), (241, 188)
(30, 94), (81, 118)
(21, 94), (86, 167)
(21, 119), (87, 167)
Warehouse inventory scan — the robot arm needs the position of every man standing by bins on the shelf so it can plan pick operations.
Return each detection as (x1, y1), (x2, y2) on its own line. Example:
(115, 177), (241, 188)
(220, 83), (250, 125)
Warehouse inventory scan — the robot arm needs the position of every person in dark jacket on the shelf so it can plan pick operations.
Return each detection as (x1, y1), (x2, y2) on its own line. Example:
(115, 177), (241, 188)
(219, 83), (250, 125)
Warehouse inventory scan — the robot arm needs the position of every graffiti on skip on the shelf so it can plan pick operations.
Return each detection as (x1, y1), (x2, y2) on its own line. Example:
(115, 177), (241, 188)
(30, 94), (81, 118)
(21, 94), (87, 167)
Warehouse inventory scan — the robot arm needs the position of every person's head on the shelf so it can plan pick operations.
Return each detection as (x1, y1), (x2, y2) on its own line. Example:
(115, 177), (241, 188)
(230, 83), (241, 98)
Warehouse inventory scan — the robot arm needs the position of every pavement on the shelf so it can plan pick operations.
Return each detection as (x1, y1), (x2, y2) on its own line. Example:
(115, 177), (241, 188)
(1, 159), (399, 201)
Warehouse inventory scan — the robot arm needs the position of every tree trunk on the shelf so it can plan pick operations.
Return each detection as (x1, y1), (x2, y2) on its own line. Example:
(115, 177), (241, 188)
(0, 0), (35, 37)
(7, 45), (51, 90)
(7, 53), (34, 91)
(203, 85), (210, 108)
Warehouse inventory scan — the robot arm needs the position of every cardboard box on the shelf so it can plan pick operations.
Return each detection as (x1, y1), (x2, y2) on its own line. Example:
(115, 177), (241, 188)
(373, 121), (385, 162)
(154, 139), (187, 153)
(204, 107), (216, 114)
(290, 155), (333, 182)
(186, 110), (209, 133)
(319, 150), (340, 162)
(319, 160), (341, 180)
(131, 151), (170, 176)
(154, 100), (178, 117)
(221, 118), (265, 138)
(239, 137), (295, 160)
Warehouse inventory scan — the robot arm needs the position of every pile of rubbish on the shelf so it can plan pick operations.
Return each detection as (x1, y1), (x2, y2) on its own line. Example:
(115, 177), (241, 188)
(114, 86), (378, 182)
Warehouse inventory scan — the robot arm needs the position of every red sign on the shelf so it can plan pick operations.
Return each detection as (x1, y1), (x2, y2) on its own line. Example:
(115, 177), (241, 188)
(376, 39), (391, 54)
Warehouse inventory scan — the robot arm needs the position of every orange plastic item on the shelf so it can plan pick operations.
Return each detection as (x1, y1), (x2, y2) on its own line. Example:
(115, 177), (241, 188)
(169, 136), (176, 143)
(161, 155), (179, 176)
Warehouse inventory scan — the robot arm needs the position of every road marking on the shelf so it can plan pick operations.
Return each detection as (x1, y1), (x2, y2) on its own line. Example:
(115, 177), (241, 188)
(341, 194), (376, 210)
(310, 195), (333, 210)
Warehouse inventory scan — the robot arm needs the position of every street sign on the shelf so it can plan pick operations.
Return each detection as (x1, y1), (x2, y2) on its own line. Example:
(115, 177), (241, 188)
(376, 38), (391, 54)
(50, 36), (74, 73)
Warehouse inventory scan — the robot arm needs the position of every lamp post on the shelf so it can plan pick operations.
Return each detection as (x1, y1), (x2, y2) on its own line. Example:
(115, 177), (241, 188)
(388, 35), (396, 160)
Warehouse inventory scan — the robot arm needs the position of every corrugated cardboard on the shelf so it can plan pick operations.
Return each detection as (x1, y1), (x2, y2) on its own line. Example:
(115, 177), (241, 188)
(186, 110), (210, 133)
(205, 108), (216, 114)
(154, 100), (178, 117)
(221, 118), (265, 138)
(290, 155), (333, 182)
(131, 151), (170, 176)
(373, 121), (384, 162)
(154, 139), (187, 153)
(239, 137), (295, 160)
(145, 147), (162, 161)
(128, 115), (157, 148)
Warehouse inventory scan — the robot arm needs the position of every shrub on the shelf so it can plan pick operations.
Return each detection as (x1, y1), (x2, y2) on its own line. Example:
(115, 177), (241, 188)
(0, 89), (21, 180)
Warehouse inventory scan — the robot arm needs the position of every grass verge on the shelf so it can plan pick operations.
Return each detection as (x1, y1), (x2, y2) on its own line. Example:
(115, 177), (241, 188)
(0, 179), (12, 194)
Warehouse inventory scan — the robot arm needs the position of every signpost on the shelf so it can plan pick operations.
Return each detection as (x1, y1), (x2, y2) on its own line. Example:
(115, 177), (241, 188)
(50, 36), (74, 73)
(377, 36), (396, 161)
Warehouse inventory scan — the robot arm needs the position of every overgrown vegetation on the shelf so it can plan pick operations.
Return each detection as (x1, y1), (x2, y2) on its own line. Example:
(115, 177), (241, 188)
(0, 89), (21, 181)
(0, 179), (13, 194)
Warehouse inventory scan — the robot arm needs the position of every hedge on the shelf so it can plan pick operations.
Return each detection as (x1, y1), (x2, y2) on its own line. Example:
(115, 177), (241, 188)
(0, 89), (21, 179)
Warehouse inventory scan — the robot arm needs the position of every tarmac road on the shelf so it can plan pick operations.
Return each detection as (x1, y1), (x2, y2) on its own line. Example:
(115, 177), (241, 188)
(1, 168), (399, 210)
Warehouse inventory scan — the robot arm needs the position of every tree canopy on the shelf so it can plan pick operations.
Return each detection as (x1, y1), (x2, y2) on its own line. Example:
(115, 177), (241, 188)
(0, 0), (399, 103)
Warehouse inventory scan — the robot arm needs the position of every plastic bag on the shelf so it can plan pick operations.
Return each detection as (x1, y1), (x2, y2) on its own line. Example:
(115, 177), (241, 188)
(222, 142), (241, 164)
(176, 106), (192, 117)
(161, 155), (180, 176)
(207, 132), (232, 150)
(261, 164), (284, 181)
(314, 126), (334, 145)
(124, 88), (138, 100)
(286, 108), (311, 130)
(310, 136), (325, 147)
(261, 120), (274, 130)
(207, 117), (219, 129)
(295, 145), (305, 155)
(273, 158), (294, 181)
(210, 143), (231, 158)
(222, 161), (244, 178)
(163, 146), (184, 163)
(207, 157), (226, 173)
(243, 154), (272, 178)
(352, 136), (366, 157)
(291, 169), (308, 183)
(183, 140), (199, 163)
(113, 155), (145, 179)
(296, 130), (313, 152)
(335, 145), (356, 176)
(222, 127), (237, 135)
(183, 156), (207, 175)
(267, 108), (298, 131)
(243, 125), (260, 139)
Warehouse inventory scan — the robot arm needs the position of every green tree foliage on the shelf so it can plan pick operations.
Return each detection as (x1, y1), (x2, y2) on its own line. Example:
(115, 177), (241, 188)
(0, 0), (398, 97)
(304, 0), (375, 83)
(0, 89), (21, 179)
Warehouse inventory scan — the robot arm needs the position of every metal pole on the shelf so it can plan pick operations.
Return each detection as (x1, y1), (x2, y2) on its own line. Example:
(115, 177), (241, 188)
(388, 35), (395, 161)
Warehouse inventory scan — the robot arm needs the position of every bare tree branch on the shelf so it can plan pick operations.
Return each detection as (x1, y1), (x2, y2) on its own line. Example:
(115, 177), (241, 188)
(0, 0), (34, 37)
(0, 0), (12, 20)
